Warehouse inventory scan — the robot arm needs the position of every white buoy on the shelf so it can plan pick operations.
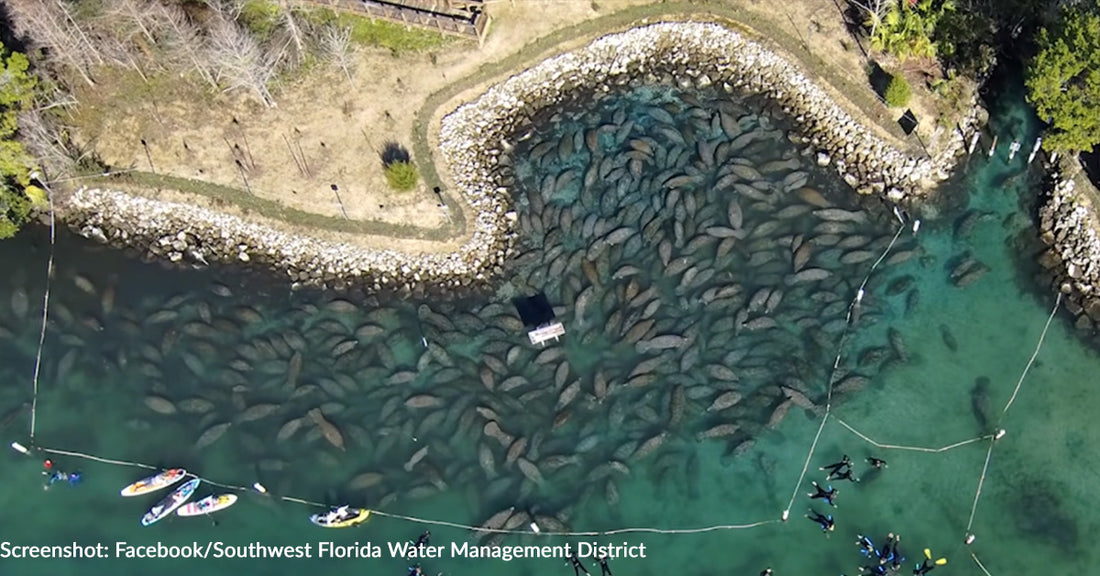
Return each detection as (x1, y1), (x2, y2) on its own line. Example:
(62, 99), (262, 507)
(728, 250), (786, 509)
(912, 219), (921, 235)
(529, 522), (540, 533)
(995, 429), (1007, 441)
(10, 442), (29, 455)
(964, 534), (976, 545)
(1028, 137), (1042, 164)
(421, 337), (428, 348)
(253, 482), (268, 494)
(781, 510), (790, 522)
(855, 288), (865, 304)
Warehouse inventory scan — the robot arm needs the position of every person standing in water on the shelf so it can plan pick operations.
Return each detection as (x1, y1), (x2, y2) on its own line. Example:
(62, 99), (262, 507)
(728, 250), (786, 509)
(808, 481), (838, 507)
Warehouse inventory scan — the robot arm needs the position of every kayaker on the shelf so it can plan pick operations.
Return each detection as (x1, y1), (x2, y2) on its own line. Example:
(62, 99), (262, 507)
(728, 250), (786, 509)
(806, 509), (834, 533)
(597, 555), (612, 576)
(808, 481), (838, 507)
(567, 553), (591, 576)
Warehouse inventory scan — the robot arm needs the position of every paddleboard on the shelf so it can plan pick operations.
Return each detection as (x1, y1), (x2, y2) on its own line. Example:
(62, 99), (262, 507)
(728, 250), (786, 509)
(177, 494), (238, 517)
(141, 478), (200, 526)
(121, 468), (187, 497)
(310, 507), (370, 528)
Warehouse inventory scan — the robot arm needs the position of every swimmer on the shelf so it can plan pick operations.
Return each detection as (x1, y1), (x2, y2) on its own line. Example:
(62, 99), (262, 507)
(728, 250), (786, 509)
(808, 481), (838, 507)
(867, 457), (888, 469)
(408, 564), (423, 576)
(820, 455), (852, 479)
(833, 467), (860, 483)
(913, 559), (936, 575)
(413, 531), (431, 548)
(759, 569), (772, 576)
(878, 534), (896, 564)
(856, 535), (875, 557)
(568, 553), (591, 576)
(806, 509), (834, 532)
(889, 537), (905, 570)
(597, 555), (613, 576)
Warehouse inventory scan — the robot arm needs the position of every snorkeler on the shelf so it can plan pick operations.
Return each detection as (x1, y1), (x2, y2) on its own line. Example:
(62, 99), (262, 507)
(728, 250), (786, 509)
(889, 537), (905, 570)
(878, 534), (896, 564)
(856, 535), (876, 558)
(806, 509), (834, 532)
(597, 555), (613, 576)
(867, 456), (888, 469)
(759, 569), (772, 576)
(913, 559), (935, 575)
(413, 531), (431, 548)
(820, 455), (852, 479)
(808, 481), (838, 507)
(568, 553), (591, 576)
(408, 564), (424, 576)
(860, 565), (888, 576)
(833, 467), (860, 483)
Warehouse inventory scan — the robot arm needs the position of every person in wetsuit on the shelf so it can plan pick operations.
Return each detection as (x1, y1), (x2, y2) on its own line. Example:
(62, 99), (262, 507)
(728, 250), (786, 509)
(759, 569), (772, 576)
(413, 531), (431, 548)
(597, 555), (612, 576)
(808, 481), (838, 507)
(833, 467), (860, 483)
(568, 553), (591, 576)
(806, 509), (834, 532)
(820, 455), (852, 480)
(856, 535), (876, 558)
(913, 559), (936, 575)
(867, 456), (888, 470)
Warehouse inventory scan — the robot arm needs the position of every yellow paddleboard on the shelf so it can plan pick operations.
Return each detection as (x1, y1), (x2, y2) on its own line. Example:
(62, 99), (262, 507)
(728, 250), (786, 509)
(310, 508), (370, 528)
(121, 468), (187, 497)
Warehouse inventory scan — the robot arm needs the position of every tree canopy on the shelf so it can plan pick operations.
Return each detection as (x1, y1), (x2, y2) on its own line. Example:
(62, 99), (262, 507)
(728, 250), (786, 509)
(1025, 7), (1100, 153)
(0, 40), (41, 239)
(868, 0), (955, 61)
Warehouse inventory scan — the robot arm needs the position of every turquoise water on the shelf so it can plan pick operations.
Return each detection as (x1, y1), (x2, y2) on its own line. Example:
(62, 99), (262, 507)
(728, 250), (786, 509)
(1, 75), (1097, 576)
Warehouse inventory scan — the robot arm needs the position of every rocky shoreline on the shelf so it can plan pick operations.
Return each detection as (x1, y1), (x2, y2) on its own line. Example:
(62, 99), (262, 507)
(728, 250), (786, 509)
(64, 22), (977, 293)
(1037, 166), (1100, 332)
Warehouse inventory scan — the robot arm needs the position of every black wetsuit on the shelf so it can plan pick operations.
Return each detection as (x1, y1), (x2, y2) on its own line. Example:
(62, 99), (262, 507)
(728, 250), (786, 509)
(807, 510), (834, 532)
(867, 457), (887, 469)
(569, 555), (591, 576)
(414, 532), (431, 548)
(821, 455), (851, 476)
(913, 559), (935, 575)
(809, 482), (837, 506)
(834, 468), (859, 483)
(857, 535), (875, 558)
(597, 556), (612, 576)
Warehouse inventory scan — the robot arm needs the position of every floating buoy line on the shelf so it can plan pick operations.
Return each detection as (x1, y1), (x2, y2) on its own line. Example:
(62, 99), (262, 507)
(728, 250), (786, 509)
(8, 196), (1062, 576)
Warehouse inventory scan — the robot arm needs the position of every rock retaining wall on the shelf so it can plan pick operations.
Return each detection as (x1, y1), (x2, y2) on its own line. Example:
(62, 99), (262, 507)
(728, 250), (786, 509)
(65, 22), (974, 293)
(1037, 171), (1100, 331)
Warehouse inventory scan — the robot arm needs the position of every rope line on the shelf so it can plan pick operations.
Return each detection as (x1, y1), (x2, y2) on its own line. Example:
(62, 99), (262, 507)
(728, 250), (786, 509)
(964, 440), (996, 533)
(29, 188), (56, 442)
(970, 552), (995, 576)
(1000, 292), (1061, 418)
(834, 419), (990, 453)
(782, 216), (908, 518)
(35, 445), (780, 537)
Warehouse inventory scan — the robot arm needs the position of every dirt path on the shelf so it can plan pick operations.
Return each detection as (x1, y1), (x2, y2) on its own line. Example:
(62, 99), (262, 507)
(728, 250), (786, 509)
(65, 0), (946, 255)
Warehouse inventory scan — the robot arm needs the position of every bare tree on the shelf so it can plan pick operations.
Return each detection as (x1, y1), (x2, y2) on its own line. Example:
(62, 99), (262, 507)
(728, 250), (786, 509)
(279, 1), (308, 58)
(848, 0), (896, 41)
(321, 25), (357, 82)
(207, 14), (279, 107)
(160, 4), (220, 89)
(105, 0), (160, 46)
(17, 106), (96, 177)
(7, 1), (99, 86)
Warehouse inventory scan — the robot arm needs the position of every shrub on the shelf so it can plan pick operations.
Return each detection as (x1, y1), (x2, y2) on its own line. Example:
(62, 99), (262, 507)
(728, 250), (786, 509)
(884, 73), (912, 108)
(384, 161), (418, 191)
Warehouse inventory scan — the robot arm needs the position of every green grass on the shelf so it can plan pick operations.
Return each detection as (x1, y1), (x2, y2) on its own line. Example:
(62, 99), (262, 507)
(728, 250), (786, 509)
(240, 0), (284, 41)
(298, 8), (453, 54)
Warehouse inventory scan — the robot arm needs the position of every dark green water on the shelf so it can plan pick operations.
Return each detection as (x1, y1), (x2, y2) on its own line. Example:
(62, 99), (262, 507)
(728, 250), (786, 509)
(1, 76), (1098, 576)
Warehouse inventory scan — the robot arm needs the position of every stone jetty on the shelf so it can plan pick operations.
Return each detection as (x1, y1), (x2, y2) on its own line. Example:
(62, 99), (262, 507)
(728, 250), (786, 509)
(1037, 168), (1100, 331)
(63, 21), (975, 292)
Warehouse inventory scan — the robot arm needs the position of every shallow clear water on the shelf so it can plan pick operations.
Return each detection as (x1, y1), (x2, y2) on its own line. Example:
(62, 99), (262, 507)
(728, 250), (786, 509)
(1, 75), (1097, 576)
